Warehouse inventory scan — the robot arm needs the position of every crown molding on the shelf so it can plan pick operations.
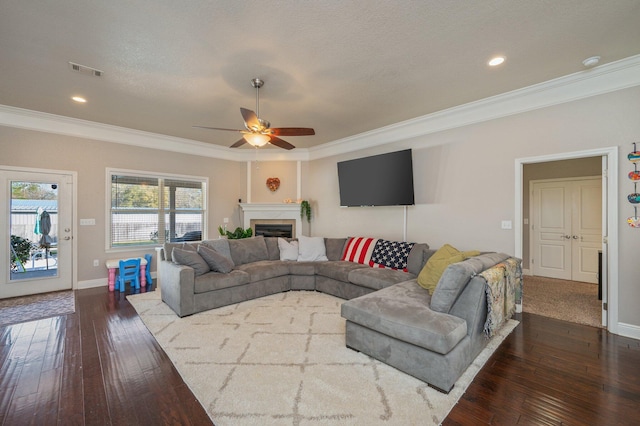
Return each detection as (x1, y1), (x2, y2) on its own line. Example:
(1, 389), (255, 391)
(309, 53), (640, 160)
(1, 54), (639, 162)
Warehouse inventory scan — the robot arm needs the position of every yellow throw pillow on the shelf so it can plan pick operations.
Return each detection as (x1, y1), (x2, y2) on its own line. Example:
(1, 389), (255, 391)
(462, 250), (481, 259)
(417, 244), (465, 294)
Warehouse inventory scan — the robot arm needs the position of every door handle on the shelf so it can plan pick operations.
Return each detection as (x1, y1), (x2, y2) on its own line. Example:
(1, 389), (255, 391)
(562, 234), (571, 239)
(64, 236), (72, 240)
(572, 235), (579, 239)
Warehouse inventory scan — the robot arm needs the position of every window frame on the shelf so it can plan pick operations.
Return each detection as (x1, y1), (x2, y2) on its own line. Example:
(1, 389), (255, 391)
(105, 168), (208, 252)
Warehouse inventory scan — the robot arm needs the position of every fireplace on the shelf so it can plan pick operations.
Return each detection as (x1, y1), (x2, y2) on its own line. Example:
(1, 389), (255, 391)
(254, 223), (293, 238)
(240, 203), (301, 238)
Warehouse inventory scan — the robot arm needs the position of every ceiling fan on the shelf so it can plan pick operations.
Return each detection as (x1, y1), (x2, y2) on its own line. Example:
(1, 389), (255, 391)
(194, 78), (315, 150)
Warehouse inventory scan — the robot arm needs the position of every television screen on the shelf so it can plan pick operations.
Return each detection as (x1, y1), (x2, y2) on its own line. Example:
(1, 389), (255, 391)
(337, 149), (415, 207)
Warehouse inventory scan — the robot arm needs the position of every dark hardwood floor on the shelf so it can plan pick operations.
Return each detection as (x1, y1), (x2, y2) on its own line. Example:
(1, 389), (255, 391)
(1, 285), (639, 425)
(0, 285), (212, 426)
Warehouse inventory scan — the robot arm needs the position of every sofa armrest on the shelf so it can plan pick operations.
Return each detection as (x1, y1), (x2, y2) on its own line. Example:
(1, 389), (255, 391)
(160, 260), (196, 317)
(448, 276), (487, 340)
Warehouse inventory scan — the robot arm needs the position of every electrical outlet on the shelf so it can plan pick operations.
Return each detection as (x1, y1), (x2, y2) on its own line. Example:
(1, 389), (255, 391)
(93, 259), (99, 267)
(223, 217), (229, 223)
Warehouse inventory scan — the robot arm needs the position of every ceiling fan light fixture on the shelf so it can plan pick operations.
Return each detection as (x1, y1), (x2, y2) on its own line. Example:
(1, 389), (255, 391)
(244, 133), (270, 147)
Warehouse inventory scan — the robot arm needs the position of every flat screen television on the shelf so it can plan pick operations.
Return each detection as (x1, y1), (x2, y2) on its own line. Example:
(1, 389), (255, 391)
(337, 149), (415, 207)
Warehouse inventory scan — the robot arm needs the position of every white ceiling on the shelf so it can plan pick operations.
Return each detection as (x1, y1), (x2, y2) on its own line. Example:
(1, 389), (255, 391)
(1, 1), (639, 150)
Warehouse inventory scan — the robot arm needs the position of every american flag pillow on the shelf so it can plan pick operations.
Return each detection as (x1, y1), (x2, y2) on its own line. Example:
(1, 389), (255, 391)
(341, 237), (379, 265)
(369, 239), (415, 271)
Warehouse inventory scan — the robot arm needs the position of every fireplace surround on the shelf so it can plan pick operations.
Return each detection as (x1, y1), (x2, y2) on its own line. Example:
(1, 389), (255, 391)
(239, 203), (301, 238)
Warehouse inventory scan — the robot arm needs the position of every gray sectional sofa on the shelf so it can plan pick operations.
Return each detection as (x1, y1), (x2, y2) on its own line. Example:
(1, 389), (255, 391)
(158, 235), (515, 393)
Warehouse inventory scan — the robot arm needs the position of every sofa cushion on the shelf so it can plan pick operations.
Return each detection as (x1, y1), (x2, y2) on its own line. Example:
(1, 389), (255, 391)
(406, 243), (431, 275)
(201, 239), (233, 264)
(228, 236), (269, 265)
(197, 245), (234, 273)
(163, 242), (183, 262)
(278, 238), (299, 261)
(417, 244), (465, 294)
(430, 252), (509, 314)
(297, 235), (328, 261)
(286, 261), (317, 276)
(315, 261), (368, 282)
(341, 280), (467, 355)
(369, 239), (415, 271)
(348, 267), (415, 291)
(264, 237), (281, 261)
(194, 270), (250, 293)
(235, 260), (290, 282)
(325, 238), (347, 261)
(172, 248), (210, 276)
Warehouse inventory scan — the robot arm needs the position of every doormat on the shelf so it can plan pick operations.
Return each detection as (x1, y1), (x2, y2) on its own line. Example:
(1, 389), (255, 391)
(0, 290), (75, 327)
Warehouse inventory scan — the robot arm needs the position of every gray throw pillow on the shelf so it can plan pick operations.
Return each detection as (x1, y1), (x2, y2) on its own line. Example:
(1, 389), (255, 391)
(172, 248), (210, 276)
(202, 239), (233, 262)
(198, 245), (234, 273)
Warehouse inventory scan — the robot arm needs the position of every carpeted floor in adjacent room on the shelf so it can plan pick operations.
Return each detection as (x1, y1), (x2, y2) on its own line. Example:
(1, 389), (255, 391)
(523, 275), (602, 328)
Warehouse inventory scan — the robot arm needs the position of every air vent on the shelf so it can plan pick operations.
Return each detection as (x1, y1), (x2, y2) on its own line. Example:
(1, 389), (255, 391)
(68, 61), (103, 77)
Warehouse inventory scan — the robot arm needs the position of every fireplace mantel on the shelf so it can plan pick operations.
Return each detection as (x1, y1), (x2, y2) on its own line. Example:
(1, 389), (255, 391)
(239, 203), (301, 238)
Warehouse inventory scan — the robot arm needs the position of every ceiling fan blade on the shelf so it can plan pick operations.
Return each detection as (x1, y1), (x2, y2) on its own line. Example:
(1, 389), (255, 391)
(269, 127), (316, 136)
(193, 126), (244, 132)
(240, 108), (261, 131)
(230, 138), (247, 148)
(268, 136), (295, 150)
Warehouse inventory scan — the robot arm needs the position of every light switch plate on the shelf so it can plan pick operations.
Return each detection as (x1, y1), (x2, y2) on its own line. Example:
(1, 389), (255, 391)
(501, 220), (512, 230)
(80, 218), (96, 226)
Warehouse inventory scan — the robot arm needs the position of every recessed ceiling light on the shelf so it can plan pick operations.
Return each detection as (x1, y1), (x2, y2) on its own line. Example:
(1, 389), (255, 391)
(582, 56), (601, 68)
(71, 96), (87, 103)
(488, 56), (505, 67)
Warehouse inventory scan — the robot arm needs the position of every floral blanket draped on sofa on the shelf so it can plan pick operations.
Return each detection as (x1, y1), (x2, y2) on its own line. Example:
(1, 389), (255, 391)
(477, 257), (522, 337)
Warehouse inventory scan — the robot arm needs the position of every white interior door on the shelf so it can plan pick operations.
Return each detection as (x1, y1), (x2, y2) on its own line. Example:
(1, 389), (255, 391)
(531, 181), (572, 279)
(571, 179), (602, 283)
(531, 177), (601, 283)
(1, 168), (74, 298)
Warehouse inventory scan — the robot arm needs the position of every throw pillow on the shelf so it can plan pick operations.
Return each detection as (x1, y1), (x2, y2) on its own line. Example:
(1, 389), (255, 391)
(278, 238), (299, 261)
(416, 244), (465, 294)
(172, 248), (210, 276)
(297, 235), (328, 262)
(341, 237), (379, 265)
(198, 245), (234, 273)
(369, 239), (415, 271)
(201, 238), (233, 264)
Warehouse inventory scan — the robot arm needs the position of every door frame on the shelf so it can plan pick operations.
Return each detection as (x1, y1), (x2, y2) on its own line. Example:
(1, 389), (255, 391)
(1, 165), (78, 291)
(515, 147), (618, 333)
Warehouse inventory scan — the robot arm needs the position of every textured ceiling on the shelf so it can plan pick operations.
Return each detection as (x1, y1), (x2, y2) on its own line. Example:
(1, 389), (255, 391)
(1, 1), (640, 150)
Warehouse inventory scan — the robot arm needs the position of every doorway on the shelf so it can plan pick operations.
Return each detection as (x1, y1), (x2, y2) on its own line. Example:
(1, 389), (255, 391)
(1, 167), (75, 298)
(515, 147), (619, 331)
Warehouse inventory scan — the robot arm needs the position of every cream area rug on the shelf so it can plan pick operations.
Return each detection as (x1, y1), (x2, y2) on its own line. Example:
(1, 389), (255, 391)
(128, 290), (518, 426)
(0, 290), (75, 327)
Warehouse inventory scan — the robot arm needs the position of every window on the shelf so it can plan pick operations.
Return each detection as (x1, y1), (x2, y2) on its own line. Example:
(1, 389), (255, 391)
(108, 170), (206, 249)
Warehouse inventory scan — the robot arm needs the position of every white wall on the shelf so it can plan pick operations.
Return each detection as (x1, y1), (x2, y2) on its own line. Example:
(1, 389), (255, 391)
(306, 86), (640, 330)
(0, 127), (246, 284)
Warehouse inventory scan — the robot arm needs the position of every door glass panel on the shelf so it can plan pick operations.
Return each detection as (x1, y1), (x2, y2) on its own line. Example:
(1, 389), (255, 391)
(9, 181), (58, 281)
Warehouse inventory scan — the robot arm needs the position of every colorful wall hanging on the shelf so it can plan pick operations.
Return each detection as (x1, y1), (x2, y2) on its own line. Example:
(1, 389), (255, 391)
(628, 142), (640, 228)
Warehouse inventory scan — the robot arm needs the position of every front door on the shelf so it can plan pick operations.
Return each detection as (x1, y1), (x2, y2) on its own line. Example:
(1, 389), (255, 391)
(0, 168), (74, 298)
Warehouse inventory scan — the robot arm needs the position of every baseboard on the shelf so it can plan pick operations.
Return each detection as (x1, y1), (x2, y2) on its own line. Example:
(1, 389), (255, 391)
(617, 322), (640, 341)
(522, 268), (532, 276)
(77, 278), (108, 289)
(76, 272), (157, 290)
